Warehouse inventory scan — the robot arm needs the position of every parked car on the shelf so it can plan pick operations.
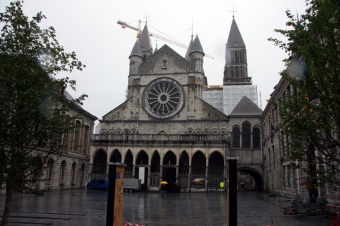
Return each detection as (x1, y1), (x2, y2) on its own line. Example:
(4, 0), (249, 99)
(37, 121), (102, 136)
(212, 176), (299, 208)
(86, 178), (109, 190)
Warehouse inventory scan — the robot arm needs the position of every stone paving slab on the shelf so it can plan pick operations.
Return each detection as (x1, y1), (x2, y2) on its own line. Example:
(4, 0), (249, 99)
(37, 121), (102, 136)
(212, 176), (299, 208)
(0, 189), (332, 225)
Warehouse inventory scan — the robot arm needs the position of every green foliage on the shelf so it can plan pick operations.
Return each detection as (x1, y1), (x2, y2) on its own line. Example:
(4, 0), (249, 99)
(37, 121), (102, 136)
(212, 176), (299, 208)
(0, 1), (87, 225)
(269, 0), (340, 187)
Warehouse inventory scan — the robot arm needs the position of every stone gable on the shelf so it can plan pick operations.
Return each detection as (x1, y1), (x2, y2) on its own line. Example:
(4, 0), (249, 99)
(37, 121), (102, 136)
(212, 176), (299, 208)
(139, 45), (189, 74)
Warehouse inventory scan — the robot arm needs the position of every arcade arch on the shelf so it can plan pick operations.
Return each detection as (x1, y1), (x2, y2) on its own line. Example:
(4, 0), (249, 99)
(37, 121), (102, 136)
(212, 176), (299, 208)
(92, 149), (107, 179)
(110, 149), (122, 163)
(237, 167), (263, 191)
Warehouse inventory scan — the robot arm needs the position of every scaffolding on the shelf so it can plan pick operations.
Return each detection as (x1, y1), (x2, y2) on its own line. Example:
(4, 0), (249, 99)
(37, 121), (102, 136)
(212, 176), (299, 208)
(203, 85), (259, 115)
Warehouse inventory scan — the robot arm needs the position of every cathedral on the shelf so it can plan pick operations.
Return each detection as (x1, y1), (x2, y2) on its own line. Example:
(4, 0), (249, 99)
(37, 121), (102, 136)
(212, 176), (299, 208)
(90, 17), (263, 192)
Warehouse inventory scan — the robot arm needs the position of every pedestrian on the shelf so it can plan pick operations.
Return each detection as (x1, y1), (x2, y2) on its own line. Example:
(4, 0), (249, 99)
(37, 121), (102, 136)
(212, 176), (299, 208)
(177, 183), (181, 197)
(240, 181), (245, 191)
(161, 185), (165, 198)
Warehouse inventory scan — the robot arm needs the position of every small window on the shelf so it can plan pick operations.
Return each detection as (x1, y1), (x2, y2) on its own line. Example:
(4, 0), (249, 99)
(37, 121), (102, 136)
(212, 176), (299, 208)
(232, 127), (240, 148)
(253, 127), (261, 149)
(242, 122), (251, 148)
(162, 60), (167, 69)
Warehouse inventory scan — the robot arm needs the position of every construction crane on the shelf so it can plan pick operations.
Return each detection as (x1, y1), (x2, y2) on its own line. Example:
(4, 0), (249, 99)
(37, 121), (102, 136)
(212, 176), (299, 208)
(117, 20), (214, 59)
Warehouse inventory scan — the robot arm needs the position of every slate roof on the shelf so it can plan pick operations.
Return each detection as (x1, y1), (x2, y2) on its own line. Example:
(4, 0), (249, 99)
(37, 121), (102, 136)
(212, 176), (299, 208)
(139, 25), (153, 53)
(190, 35), (205, 56)
(229, 96), (262, 116)
(185, 35), (194, 61)
(129, 40), (143, 58)
(226, 18), (245, 48)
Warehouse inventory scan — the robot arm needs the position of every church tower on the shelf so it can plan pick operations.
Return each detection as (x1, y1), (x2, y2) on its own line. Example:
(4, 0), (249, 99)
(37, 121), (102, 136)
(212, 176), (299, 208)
(189, 35), (205, 74)
(223, 17), (251, 85)
(129, 40), (143, 75)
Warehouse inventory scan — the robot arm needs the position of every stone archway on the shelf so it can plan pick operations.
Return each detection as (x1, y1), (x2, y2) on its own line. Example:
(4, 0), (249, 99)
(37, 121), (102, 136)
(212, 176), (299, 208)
(110, 149), (122, 163)
(92, 149), (107, 179)
(150, 151), (160, 187)
(237, 167), (263, 191)
(162, 151), (177, 191)
(135, 150), (148, 191)
(191, 151), (206, 189)
(124, 150), (133, 178)
(178, 151), (189, 188)
(208, 151), (224, 189)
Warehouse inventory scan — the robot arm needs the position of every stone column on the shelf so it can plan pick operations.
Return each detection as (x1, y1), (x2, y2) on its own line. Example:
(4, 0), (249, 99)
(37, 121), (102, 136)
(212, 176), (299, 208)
(205, 166), (208, 192)
(188, 166), (192, 192)
(88, 163), (93, 181)
(79, 122), (84, 154)
(240, 132), (243, 149)
(106, 164), (110, 178)
(160, 165), (163, 182)
(132, 165), (135, 177)
(147, 165), (151, 190)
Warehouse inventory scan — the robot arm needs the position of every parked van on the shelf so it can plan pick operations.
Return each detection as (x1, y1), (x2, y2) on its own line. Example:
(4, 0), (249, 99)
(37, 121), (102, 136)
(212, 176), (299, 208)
(86, 178), (109, 190)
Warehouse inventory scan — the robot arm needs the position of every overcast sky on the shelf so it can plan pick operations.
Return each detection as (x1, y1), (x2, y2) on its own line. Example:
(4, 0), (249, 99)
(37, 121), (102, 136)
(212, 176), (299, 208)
(1, 0), (307, 124)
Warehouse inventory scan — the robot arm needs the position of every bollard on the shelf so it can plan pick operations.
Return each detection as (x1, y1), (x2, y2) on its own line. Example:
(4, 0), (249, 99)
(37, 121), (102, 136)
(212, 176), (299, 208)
(106, 162), (127, 226)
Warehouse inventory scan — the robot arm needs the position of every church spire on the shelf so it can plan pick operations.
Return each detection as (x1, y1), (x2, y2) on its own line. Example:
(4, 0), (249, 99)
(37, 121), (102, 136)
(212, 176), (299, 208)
(226, 18), (245, 48)
(129, 40), (143, 75)
(190, 35), (205, 56)
(185, 35), (193, 61)
(129, 40), (143, 58)
(139, 24), (153, 58)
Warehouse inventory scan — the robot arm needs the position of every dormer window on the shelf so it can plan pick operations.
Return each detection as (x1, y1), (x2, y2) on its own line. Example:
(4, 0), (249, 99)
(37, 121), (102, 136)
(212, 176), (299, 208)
(162, 60), (167, 69)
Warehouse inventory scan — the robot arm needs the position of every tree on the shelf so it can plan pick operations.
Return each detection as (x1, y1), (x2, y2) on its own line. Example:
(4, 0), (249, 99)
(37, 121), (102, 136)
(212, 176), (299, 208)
(0, 1), (86, 225)
(269, 0), (340, 199)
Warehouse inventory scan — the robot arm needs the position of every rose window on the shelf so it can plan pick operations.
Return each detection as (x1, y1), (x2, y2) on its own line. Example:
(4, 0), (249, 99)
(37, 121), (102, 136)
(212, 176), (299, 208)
(143, 78), (184, 119)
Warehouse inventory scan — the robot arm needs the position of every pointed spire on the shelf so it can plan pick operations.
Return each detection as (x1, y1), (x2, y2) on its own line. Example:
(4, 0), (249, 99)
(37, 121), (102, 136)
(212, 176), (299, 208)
(139, 25), (153, 54)
(226, 18), (245, 47)
(190, 35), (205, 56)
(129, 40), (143, 58)
(185, 35), (194, 61)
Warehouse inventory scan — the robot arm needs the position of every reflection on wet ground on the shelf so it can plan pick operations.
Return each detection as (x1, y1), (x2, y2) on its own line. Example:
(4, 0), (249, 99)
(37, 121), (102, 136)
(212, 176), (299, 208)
(0, 189), (330, 226)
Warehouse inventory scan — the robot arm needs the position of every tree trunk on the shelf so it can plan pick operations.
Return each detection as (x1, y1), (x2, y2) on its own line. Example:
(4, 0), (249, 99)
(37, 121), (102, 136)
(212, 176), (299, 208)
(1, 186), (14, 226)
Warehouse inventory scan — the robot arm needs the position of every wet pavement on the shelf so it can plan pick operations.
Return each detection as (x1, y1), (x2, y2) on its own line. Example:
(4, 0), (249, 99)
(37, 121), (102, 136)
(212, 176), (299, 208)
(0, 189), (332, 225)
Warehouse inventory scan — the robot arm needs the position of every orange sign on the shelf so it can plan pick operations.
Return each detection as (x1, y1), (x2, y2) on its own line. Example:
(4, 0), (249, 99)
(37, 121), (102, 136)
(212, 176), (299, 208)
(113, 165), (125, 226)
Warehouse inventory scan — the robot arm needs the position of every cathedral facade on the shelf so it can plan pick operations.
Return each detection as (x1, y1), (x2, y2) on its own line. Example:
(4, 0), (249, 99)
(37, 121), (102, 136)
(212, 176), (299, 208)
(90, 18), (263, 192)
